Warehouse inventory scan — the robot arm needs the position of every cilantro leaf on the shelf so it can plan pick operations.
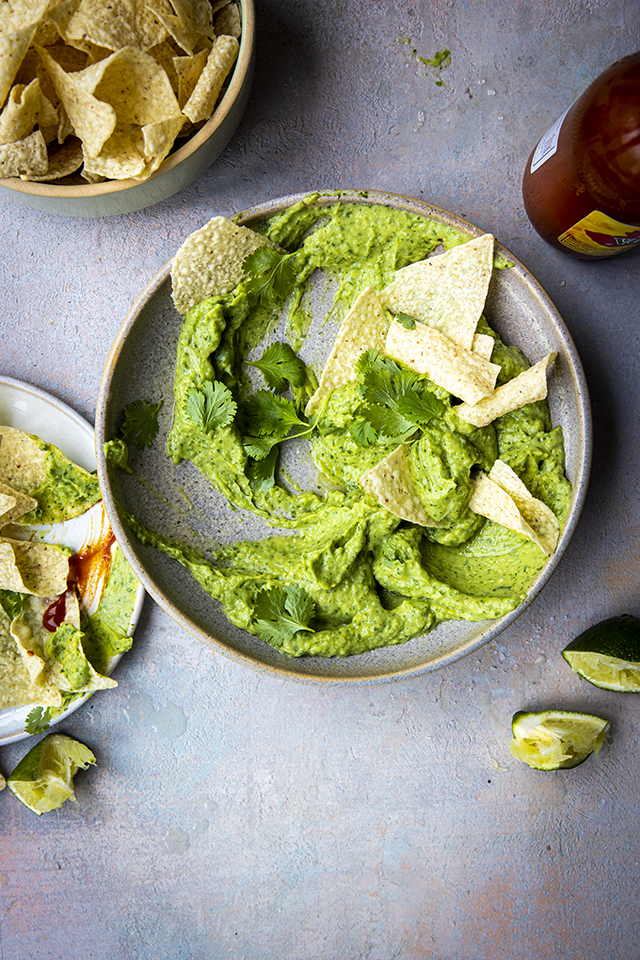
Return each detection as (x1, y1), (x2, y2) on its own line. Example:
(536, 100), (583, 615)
(120, 399), (163, 451)
(247, 446), (279, 494)
(349, 419), (378, 448)
(0, 589), (25, 620)
(186, 381), (237, 435)
(396, 391), (445, 426)
(247, 342), (306, 393)
(242, 434), (282, 460)
(366, 405), (417, 442)
(242, 249), (298, 306)
(243, 391), (308, 438)
(24, 706), (51, 736)
(252, 584), (315, 647)
(396, 311), (416, 330)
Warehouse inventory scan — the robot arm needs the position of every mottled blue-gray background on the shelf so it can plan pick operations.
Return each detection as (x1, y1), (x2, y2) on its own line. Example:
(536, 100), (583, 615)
(1, 2), (640, 959)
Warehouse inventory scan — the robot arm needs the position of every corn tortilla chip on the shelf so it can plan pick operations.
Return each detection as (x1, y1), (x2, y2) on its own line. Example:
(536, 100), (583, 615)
(385, 319), (501, 404)
(0, 538), (69, 596)
(360, 445), (441, 527)
(472, 332), (494, 361)
(27, 135), (83, 178)
(468, 471), (552, 555)
(171, 216), (276, 314)
(0, 78), (41, 143)
(0, 127), (47, 176)
(305, 287), (388, 415)
(456, 352), (557, 427)
(488, 459), (559, 554)
(81, 46), (181, 126)
(182, 34), (238, 124)
(215, 3), (241, 39)
(169, 0), (214, 37)
(81, 122), (146, 179)
(378, 234), (494, 350)
(65, 0), (164, 54)
(173, 47), (210, 108)
(36, 43), (116, 156)
(0, 5), (49, 108)
(0, 481), (37, 526)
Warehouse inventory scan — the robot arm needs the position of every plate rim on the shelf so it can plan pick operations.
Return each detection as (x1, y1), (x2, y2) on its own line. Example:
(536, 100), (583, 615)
(96, 189), (592, 686)
(0, 375), (146, 744)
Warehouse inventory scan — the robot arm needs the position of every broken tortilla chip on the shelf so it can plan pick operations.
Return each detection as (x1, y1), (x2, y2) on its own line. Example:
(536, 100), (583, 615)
(0, 128), (47, 177)
(0, 538), (69, 596)
(488, 459), (560, 554)
(471, 332), (494, 361)
(468, 470), (554, 555)
(171, 216), (275, 314)
(360, 445), (441, 527)
(305, 287), (388, 415)
(378, 234), (494, 350)
(0, 482), (37, 527)
(455, 352), (557, 427)
(385, 318), (501, 404)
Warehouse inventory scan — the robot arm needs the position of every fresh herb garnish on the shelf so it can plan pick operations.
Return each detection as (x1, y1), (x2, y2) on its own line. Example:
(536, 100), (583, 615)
(24, 706), (52, 736)
(252, 584), (315, 647)
(121, 399), (163, 450)
(349, 351), (445, 446)
(241, 391), (312, 458)
(246, 342), (306, 393)
(242, 248), (298, 306)
(396, 311), (416, 330)
(247, 446), (279, 494)
(0, 589), (25, 620)
(186, 381), (237, 435)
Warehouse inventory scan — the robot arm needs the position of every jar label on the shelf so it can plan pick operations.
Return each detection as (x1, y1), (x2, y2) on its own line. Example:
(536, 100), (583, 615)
(530, 107), (570, 173)
(558, 211), (640, 255)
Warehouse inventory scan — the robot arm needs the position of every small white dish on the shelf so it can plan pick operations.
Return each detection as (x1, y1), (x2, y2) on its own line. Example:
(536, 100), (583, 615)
(0, 376), (145, 744)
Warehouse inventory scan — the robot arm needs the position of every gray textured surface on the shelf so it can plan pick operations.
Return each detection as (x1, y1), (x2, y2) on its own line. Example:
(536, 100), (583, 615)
(1, 2), (640, 959)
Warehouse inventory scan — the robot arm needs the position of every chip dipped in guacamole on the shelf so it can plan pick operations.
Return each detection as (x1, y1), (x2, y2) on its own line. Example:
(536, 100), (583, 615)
(0, 426), (140, 725)
(110, 197), (572, 659)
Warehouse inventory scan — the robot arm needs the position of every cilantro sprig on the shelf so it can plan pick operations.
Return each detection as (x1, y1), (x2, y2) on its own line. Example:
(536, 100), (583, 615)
(242, 391), (312, 459)
(24, 706), (52, 736)
(252, 584), (315, 647)
(242, 248), (298, 306)
(0, 589), (25, 620)
(120, 399), (163, 451)
(246, 342), (306, 393)
(186, 381), (237, 435)
(349, 350), (445, 446)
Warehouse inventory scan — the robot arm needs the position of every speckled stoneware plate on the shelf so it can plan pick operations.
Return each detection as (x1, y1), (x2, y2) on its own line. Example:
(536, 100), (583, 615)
(96, 190), (591, 685)
(0, 377), (145, 743)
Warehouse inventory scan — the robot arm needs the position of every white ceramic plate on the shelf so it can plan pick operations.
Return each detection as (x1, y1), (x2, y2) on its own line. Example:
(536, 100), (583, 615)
(0, 376), (145, 744)
(96, 191), (591, 685)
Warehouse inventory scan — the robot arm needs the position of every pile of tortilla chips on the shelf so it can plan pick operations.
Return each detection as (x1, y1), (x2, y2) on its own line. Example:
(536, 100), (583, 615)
(0, 426), (133, 714)
(0, 0), (242, 183)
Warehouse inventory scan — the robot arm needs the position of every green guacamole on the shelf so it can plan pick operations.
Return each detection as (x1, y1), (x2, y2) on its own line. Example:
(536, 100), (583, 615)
(117, 199), (572, 659)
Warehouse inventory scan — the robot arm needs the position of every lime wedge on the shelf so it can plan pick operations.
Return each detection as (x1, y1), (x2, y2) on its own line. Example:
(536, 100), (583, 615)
(7, 733), (96, 815)
(509, 709), (609, 770)
(562, 614), (640, 692)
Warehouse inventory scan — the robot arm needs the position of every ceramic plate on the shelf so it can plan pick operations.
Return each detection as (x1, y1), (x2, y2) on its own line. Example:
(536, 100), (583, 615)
(96, 190), (591, 685)
(0, 377), (145, 743)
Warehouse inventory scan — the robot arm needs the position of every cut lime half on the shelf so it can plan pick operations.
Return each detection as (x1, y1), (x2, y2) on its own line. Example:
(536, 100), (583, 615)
(510, 709), (609, 770)
(562, 614), (640, 692)
(7, 733), (95, 815)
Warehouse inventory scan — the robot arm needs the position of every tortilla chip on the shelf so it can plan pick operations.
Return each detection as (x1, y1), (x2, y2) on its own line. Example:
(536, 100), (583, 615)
(173, 47), (210, 108)
(0, 78), (39, 143)
(65, 0), (163, 54)
(171, 216), (276, 314)
(182, 34), (239, 124)
(81, 45), (181, 126)
(0, 426), (47, 492)
(0, 538), (69, 596)
(0, 481), (37, 526)
(215, 3), (241, 39)
(35, 43), (116, 156)
(0, 127), (48, 176)
(138, 113), (184, 174)
(0, 2), (50, 108)
(472, 332), (494, 361)
(145, 0), (204, 57)
(378, 234), (494, 350)
(305, 287), (388, 415)
(169, 0), (214, 37)
(27, 135), (83, 178)
(385, 318), (501, 404)
(81, 122), (146, 178)
(360, 445), (441, 527)
(456, 352), (557, 427)
(468, 471), (552, 555)
(488, 459), (560, 554)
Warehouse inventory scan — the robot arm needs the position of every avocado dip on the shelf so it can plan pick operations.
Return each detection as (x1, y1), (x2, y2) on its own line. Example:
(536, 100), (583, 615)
(111, 197), (572, 659)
